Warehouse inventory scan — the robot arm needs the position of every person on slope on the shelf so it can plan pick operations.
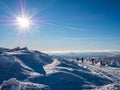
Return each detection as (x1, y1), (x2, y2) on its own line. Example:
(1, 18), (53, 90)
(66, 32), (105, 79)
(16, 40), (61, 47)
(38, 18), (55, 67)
(81, 58), (84, 63)
(100, 61), (103, 67)
(91, 58), (95, 65)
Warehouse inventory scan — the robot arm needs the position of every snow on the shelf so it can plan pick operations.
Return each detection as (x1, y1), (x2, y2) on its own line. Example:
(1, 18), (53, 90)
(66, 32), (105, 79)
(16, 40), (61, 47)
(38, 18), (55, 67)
(0, 78), (21, 90)
(0, 78), (49, 90)
(0, 54), (16, 64)
(81, 60), (120, 83)
(44, 59), (60, 74)
(0, 47), (120, 90)
(14, 57), (33, 71)
(43, 57), (120, 89)
(20, 81), (49, 90)
(95, 84), (120, 90)
(29, 72), (41, 77)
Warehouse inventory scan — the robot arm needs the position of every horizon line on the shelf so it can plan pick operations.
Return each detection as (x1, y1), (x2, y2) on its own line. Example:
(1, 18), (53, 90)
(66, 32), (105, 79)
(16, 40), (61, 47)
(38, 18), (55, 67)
(40, 50), (120, 53)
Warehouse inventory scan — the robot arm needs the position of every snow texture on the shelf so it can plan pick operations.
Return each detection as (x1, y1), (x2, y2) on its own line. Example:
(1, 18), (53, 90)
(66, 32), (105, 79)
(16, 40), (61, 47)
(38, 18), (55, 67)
(0, 78), (49, 90)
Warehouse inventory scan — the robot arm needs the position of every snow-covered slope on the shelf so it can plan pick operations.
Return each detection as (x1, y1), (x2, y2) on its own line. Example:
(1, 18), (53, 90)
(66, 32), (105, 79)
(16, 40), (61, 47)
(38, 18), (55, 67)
(40, 58), (119, 90)
(0, 54), (30, 84)
(0, 47), (53, 84)
(0, 47), (120, 90)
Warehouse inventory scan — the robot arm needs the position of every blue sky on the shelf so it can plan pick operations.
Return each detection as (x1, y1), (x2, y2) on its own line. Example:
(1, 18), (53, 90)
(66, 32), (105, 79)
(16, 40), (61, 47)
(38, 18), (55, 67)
(0, 0), (120, 52)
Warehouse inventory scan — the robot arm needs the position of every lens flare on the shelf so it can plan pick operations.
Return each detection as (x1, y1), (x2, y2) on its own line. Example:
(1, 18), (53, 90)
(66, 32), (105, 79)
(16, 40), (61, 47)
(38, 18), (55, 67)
(16, 16), (31, 31)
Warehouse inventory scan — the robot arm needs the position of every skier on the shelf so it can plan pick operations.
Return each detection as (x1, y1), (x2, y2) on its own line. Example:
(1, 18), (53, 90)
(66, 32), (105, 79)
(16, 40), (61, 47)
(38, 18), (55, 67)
(81, 58), (84, 63)
(91, 59), (95, 65)
(100, 61), (103, 67)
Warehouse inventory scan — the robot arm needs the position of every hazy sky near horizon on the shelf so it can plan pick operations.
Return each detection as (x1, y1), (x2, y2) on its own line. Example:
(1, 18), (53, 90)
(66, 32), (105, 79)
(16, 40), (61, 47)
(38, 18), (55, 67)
(0, 0), (120, 51)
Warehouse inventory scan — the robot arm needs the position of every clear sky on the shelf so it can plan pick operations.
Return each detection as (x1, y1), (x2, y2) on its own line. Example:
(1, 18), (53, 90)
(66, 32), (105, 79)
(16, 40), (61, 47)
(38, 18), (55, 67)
(0, 0), (120, 52)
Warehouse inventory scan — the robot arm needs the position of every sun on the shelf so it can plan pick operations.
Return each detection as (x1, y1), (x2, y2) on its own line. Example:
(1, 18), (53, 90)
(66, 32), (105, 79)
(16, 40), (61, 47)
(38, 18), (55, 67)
(16, 16), (31, 31)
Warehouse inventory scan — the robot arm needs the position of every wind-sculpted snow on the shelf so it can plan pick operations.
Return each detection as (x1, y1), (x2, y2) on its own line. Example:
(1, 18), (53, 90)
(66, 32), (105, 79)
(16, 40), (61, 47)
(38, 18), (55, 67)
(0, 47), (53, 84)
(0, 78), (21, 90)
(0, 54), (29, 84)
(0, 47), (120, 90)
(12, 49), (53, 75)
(0, 78), (49, 90)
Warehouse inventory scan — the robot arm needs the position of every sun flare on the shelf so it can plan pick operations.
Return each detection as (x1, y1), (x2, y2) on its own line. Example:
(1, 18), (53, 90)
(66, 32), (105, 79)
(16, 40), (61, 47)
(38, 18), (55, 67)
(16, 16), (31, 30)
